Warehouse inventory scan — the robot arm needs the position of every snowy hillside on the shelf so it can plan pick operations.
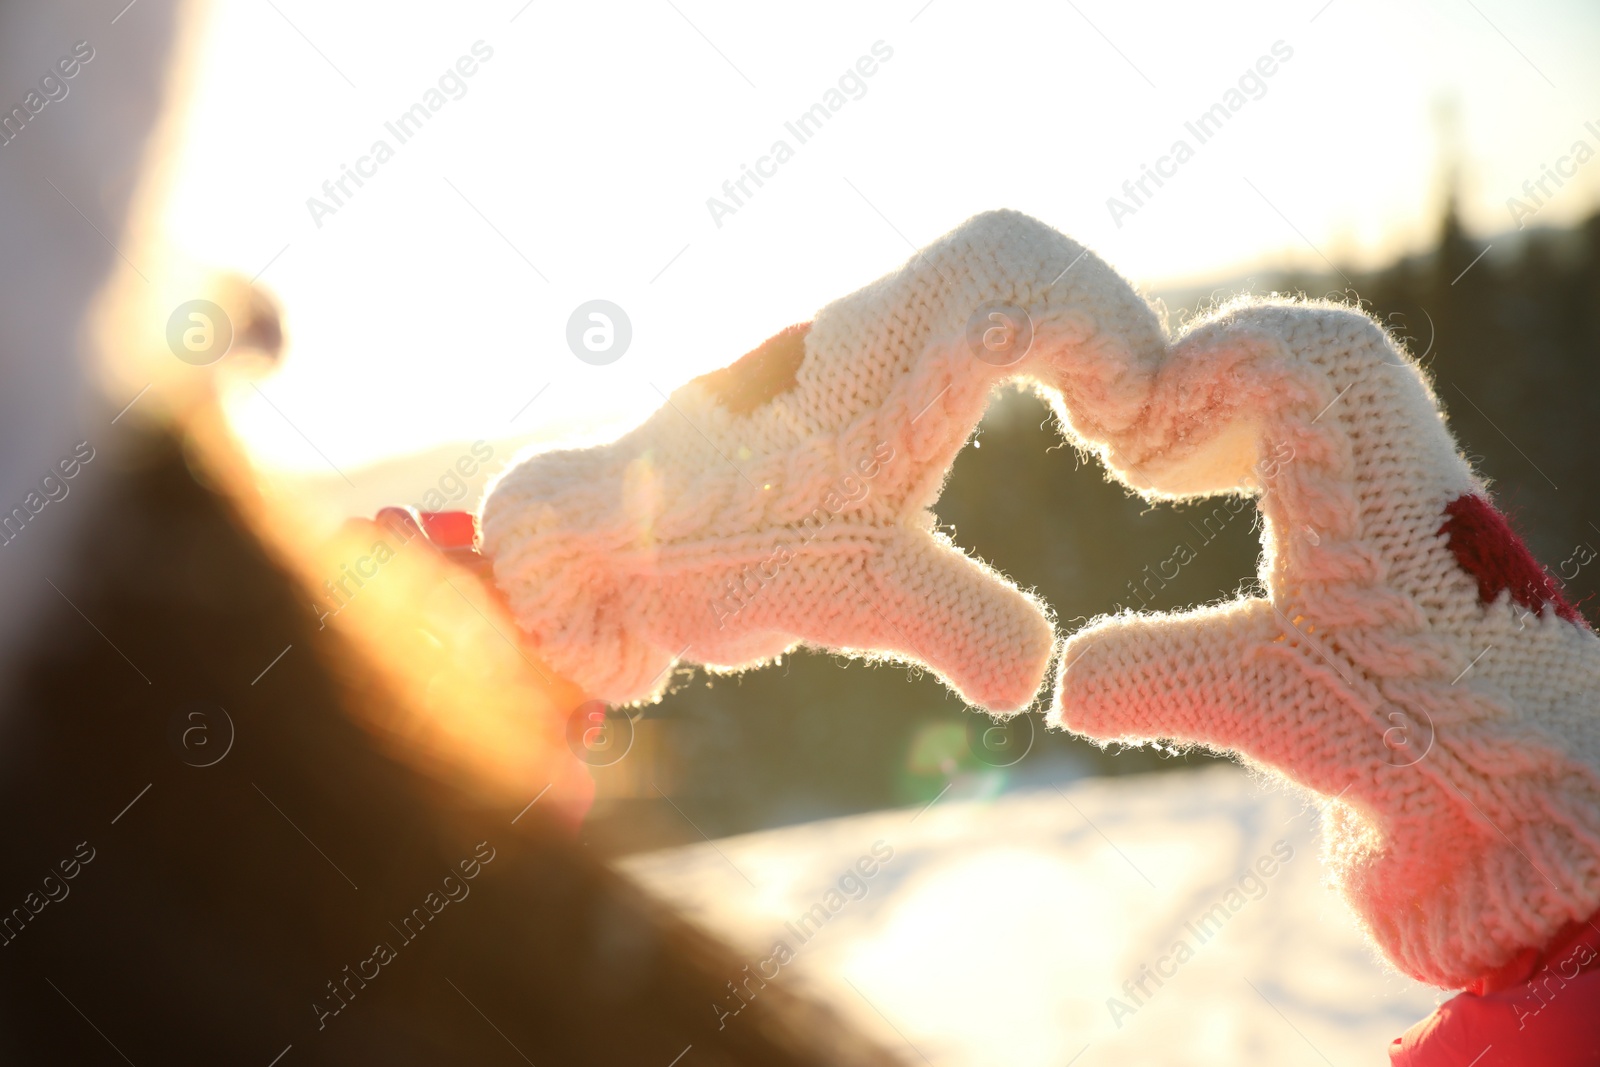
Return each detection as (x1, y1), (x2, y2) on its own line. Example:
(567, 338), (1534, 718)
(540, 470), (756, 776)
(621, 765), (1439, 1066)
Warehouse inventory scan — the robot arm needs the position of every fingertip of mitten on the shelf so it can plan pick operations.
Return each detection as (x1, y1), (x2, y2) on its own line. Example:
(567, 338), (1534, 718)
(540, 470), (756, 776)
(1047, 628), (1101, 736)
(1046, 613), (1154, 742)
(968, 595), (1057, 715)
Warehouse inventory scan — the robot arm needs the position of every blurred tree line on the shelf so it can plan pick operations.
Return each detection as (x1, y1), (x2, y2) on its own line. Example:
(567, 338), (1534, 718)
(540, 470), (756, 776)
(586, 201), (1600, 855)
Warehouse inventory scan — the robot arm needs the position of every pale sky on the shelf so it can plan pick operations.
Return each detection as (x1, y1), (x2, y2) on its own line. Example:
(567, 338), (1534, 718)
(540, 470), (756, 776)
(153, 0), (1600, 478)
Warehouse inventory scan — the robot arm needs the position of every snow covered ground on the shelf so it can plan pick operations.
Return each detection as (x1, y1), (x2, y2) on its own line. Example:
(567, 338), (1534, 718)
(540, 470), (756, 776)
(620, 765), (1441, 1066)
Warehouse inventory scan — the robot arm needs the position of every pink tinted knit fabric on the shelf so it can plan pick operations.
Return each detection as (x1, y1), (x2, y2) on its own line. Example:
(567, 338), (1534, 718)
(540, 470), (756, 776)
(480, 210), (1165, 711)
(1052, 296), (1600, 990)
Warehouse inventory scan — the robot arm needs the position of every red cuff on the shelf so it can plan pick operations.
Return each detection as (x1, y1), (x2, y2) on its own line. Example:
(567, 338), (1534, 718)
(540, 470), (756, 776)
(1390, 911), (1600, 1066)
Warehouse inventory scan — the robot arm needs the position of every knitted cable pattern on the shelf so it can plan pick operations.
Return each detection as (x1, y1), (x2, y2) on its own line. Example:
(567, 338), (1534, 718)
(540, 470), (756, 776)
(1051, 295), (1600, 989)
(480, 210), (1166, 711)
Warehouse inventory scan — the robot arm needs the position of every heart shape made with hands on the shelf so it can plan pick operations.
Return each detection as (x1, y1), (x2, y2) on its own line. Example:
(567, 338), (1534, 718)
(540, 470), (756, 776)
(1050, 295), (1600, 990)
(474, 212), (1600, 995)
(479, 209), (1166, 714)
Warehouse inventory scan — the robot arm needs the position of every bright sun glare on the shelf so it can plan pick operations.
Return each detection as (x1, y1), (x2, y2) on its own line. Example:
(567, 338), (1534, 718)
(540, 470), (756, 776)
(154, 0), (1600, 487)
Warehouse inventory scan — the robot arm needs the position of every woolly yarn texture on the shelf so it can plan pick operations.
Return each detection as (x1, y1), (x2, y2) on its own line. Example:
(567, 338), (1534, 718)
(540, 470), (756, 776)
(1052, 296), (1600, 989)
(480, 210), (1165, 713)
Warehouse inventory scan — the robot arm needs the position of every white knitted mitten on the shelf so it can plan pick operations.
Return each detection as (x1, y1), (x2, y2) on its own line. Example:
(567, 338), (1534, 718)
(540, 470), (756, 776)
(481, 210), (1165, 711)
(1052, 296), (1600, 988)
